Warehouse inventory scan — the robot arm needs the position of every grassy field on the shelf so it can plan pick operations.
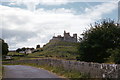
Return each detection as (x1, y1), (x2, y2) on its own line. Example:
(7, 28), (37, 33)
(7, 52), (25, 56)
(5, 41), (79, 60)
(28, 41), (79, 60)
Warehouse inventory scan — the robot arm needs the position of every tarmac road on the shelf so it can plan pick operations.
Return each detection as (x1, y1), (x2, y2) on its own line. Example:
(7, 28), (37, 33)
(3, 65), (61, 78)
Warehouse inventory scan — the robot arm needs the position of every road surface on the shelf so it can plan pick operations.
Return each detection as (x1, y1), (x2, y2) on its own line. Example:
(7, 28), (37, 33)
(3, 65), (61, 78)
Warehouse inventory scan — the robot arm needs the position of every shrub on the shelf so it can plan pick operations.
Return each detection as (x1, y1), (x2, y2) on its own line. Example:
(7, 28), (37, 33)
(77, 19), (120, 63)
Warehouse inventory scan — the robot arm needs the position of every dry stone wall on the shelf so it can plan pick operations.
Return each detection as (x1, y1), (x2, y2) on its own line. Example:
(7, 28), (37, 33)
(3, 58), (120, 78)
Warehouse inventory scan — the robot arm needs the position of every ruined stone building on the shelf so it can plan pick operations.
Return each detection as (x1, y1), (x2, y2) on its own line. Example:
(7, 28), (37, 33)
(50, 31), (77, 43)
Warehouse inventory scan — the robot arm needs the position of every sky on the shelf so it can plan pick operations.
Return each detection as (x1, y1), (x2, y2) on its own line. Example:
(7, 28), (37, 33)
(0, 0), (119, 50)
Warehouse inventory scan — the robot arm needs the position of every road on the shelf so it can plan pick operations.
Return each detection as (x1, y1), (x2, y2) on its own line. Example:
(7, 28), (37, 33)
(3, 65), (61, 78)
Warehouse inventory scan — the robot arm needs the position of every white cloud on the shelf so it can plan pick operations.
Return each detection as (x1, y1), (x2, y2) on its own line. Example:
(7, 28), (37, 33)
(83, 2), (117, 20)
(0, 2), (117, 50)
(2, 0), (118, 11)
(3, 0), (71, 11)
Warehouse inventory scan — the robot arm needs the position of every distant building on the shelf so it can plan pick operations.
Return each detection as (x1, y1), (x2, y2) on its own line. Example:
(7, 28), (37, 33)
(50, 31), (77, 43)
(25, 49), (32, 54)
(17, 48), (34, 54)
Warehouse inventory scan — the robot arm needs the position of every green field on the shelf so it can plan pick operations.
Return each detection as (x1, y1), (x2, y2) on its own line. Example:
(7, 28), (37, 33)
(28, 41), (79, 60)
(8, 52), (25, 56)
(3, 40), (79, 61)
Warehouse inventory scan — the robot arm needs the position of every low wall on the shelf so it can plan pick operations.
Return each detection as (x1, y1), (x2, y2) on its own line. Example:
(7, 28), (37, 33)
(3, 58), (120, 78)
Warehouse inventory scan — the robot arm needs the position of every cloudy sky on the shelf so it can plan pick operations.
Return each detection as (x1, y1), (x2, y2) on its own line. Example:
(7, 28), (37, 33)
(0, 0), (119, 50)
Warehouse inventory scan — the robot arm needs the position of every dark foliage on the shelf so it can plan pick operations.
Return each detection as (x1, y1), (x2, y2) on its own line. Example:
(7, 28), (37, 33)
(36, 44), (40, 49)
(77, 19), (120, 63)
(16, 48), (22, 53)
(0, 39), (9, 55)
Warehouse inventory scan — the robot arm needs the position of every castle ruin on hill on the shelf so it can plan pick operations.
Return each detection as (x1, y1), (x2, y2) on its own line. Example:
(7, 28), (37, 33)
(50, 31), (77, 43)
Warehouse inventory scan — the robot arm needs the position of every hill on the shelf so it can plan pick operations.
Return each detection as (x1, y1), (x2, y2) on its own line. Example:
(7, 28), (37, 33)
(28, 40), (79, 60)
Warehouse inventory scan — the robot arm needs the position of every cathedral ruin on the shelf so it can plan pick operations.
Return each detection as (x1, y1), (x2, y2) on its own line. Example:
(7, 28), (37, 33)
(50, 31), (77, 43)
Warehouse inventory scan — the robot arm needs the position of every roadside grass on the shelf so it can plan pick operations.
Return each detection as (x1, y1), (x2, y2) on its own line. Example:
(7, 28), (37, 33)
(3, 62), (89, 79)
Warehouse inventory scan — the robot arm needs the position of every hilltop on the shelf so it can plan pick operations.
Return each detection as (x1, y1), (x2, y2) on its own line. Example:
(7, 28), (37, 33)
(7, 31), (79, 60)
(28, 40), (79, 60)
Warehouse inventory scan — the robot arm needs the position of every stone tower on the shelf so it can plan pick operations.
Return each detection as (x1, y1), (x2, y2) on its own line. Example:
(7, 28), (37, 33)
(63, 30), (70, 41)
(63, 30), (77, 42)
(50, 31), (77, 43)
(73, 34), (77, 42)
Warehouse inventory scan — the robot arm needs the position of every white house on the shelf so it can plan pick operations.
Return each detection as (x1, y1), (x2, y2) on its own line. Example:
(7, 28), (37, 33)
(25, 49), (32, 54)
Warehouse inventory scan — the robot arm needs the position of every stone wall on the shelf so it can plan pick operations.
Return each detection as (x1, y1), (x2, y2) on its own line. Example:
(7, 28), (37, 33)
(3, 58), (120, 78)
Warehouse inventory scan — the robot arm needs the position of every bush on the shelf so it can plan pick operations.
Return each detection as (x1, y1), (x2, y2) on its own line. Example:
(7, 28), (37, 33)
(107, 48), (120, 64)
(77, 19), (120, 63)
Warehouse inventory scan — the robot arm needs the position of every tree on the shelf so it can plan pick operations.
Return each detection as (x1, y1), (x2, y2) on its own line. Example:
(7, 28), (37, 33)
(21, 47), (26, 51)
(77, 19), (120, 63)
(106, 48), (120, 64)
(36, 44), (40, 49)
(0, 39), (9, 55)
(16, 48), (22, 53)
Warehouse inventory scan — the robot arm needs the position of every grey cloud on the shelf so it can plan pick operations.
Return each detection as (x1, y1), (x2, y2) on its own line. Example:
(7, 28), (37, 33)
(5, 15), (30, 25)
(2, 28), (37, 42)
(40, 35), (52, 43)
